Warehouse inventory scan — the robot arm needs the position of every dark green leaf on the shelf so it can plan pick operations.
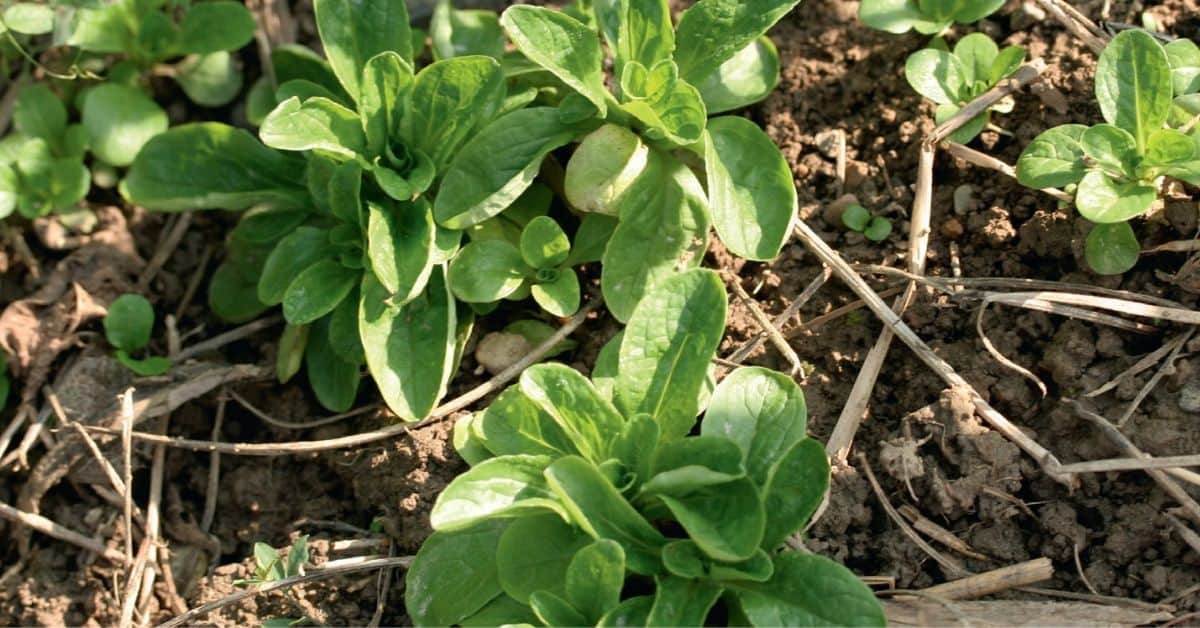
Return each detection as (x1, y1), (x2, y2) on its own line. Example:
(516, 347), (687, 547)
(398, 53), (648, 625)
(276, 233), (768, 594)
(662, 540), (774, 582)
(1085, 221), (1140, 275)
(732, 552), (886, 626)
(314, 0), (412, 100)
(566, 540), (625, 623)
(616, 268), (727, 440)
(459, 594), (540, 626)
(530, 591), (588, 626)
(1081, 123), (1139, 175)
(642, 436), (744, 496)
(122, 123), (309, 211)
(566, 213), (618, 266)
(277, 323), (309, 383)
(701, 366), (808, 485)
(405, 520), (508, 626)
(104, 294), (155, 352)
(305, 316), (361, 412)
(366, 198), (436, 304)
(178, 1), (256, 54)
(447, 240), (529, 303)
(360, 51), (413, 157)
(496, 514), (591, 603)
(760, 438), (828, 549)
(258, 227), (333, 305)
(14, 84), (66, 143)
(327, 290), (365, 364)
(659, 477), (765, 561)
(646, 576), (723, 626)
(360, 267), (457, 420)
(405, 56), (506, 169)
(1096, 29), (1172, 150)
(271, 44), (349, 101)
(209, 261), (271, 324)
(1015, 124), (1089, 189)
(598, 596), (654, 627)
(82, 84), (168, 167)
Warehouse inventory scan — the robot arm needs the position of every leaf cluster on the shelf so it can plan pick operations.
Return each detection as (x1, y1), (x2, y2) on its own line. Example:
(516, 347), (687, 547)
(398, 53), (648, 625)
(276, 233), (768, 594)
(407, 269), (885, 627)
(904, 33), (1026, 143)
(859, 0), (1004, 35)
(841, 204), (892, 242)
(1016, 30), (1200, 275)
(235, 536), (309, 586)
(103, 294), (171, 376)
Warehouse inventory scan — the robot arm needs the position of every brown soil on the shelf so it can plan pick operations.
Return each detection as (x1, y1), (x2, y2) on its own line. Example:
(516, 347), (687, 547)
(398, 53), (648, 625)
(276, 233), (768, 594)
(3, 0), (1200, 625)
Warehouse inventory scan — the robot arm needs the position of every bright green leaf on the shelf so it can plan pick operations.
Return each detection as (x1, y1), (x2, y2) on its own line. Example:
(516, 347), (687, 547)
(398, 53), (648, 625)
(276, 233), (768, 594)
(104, 294), (155, 352)
(430, 454), (564, 530)
(314, 0), (412, 100)
(501, 6), (608, 115)
(1085, 221), (1140, 275)
(447, 240), (529, 303)
(1075, 169), (1156, 223)
(175, 51), (244, 107)
(178, 1), (256, 54)
(1095, 29), (1172, 150)
(82, 84), (168, 167)
(673, 0), (802, 86)
(1015, 124), (1089, 189)
(733, 552), (886, 627)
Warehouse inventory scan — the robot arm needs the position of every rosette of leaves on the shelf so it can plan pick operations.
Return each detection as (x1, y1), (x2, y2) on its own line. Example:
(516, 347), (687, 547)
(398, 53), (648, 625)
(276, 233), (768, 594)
(449, 215), (587, 317)
(0, 84), (90, 219)
(442, 0), (801, 322)
(406, 269), (885, 627)
(1016, 30), (1200, 275)
(904, 33), (1026, 143)
(859, 0), (1004, 35)
(68, 0), (256, 107)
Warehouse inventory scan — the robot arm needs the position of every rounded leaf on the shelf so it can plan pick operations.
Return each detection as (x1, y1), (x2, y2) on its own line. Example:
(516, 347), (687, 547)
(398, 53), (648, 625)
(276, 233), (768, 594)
(447, 240), (529, 303)
(104, 294), (155, 352)
(1085, 221), (1139, 275)
(904, 48), (966, 105)
(531, 270), (580, 317)
(1016, 124), (1089, 189)
(82, 84), (169, 167)
(175, 51), (244, 107)
(520, 216), (570, 269)
(1075, 169), (1156, 224)
(178, 1), (256, 54)
(4, 3), (54, 35)
(1096, 29), (1172, 149)
(282, 259), (359, 325)
(564, 124), (649, 216)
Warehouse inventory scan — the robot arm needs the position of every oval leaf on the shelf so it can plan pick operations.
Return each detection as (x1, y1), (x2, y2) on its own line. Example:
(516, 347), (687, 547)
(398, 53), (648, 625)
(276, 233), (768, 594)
(501, 6), (608, 115)
(447, 240), (528, 303)
(367, 198), (436, 304)
(283, 259), (359, 325)
(1096, 29), (1172, 150)
(82, 84), (169, 167)
(1075, 169), (1156, 224)
(430, 454), (562, 530)
(1015, 124), (1089, 189)
(314, 0), (412, 100)
(1085, 221), (1140, 276)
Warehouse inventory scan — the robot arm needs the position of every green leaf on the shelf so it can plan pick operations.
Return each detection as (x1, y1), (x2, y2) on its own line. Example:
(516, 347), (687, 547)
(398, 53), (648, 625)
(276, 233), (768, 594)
(260, 96), (366, 159)
(496, 514), (591, 604)
(1144, 128), (1196, 166)
(673, 0), (802, 85)
(566, 213), (618, 266)
(531, 270), (581, 317)
(285, 535), (309, 577)
(519, 363), (625, 463)
(360, 51), (413, 157)
(447, 240), (529, 303)
(989, 45), (1028, 85)
(430, 455), (565, 530)
(616, 268), (727, 440)
(0, 165), (16, 219)
(1085, 221), (1140, 275)
(1015, 124), (1089, 189)
(733, 553), (886, 627)
(951, 0), (1004, 23)
(598, 596), (655, 627)
(14, 85), (66, 143)
(254, 542), (283, 580)
(453, 414), (493, 466)
(601, 150), (710, 322)
(104, 294), (155, 352)
(612, 0), (674, 73)
(82, 84), (168, 167)
(475, 386), (579, 458)
(696, 37), (781, 114)
(642, 436), (745, 496)
(610, 413), (658, 487)
(1075, 169), (1156, 224)
(662, 541), (774, 582)
(272, 44), (349, 102)
(69, 5), (131, 53)
(544, 456), (667, 575)
(566, 540), (625, 623)
(1080, 123), (1139, 175)
(530, 591), (588, 627)
(564, 124), (648, 216)
(705, 116), (797, 261)
(258, 227), (333, 305)
(858, 0), (927, 34)
(760, 438), (828, 549)
(952, 32), (998, 86)
(904, 48), (966, 105)
(314, 0), (412, 101)
(178, 1), (256, 54)
(283, 259), (357, 325)
(360, 267), (457, 421)
(646, 576), (723, 626)
(435, 107), (574, 229)
(863, 217), (893, 242)
(305, 316), (361, 412)
(460, 595), (540, 626)
(501, 6), (608, 116)
(700, 366), (807, 485)
(365, 198), (436, 305)
(658, 477), (765, 561)
(405, 520), (508, 626)
(123, 123), (308, 211)
(1166, 38), (1200, 96)
(520, 216), (571, 269)
(1096, 29), (1172, 151)
(176, 51), (244, 107)
(277, 323), (309, 383)
(209, 261), (271, 324)
(842, 204), (871, 232)
(621, 77), (708, 146)
(432, 1), (506, 60)
(3, 3), (54, 35)
(404, 56), (506, 169)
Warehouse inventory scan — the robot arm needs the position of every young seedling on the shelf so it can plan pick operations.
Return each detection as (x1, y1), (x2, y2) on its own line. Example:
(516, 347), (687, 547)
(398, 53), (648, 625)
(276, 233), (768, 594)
(842, 203), (894, 242)
(904, 33), (1026, 143)
(1016, 30), (1200, 275)
(103, 294), (171, 376)
(0, 84), (90, 220)
(859, 0), (1004, 35)
(407, 269), (885, 627)
(494, 0), (802, 321)
(235, 536), (309, 586)
(68, 0), (256, 108)
(449, 216), (584, 317)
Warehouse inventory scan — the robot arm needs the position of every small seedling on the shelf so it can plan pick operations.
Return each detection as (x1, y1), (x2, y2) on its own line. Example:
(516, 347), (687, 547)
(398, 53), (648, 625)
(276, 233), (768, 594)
(235, 536), (309, 586)
(0, 84), (90, 219)
(859, 0), (1004, 35)
(1016, 30), (1200, 275)
(904, 33), (1026, 143)
(103, 294), (171, 376)
(842, 204), (893, 242)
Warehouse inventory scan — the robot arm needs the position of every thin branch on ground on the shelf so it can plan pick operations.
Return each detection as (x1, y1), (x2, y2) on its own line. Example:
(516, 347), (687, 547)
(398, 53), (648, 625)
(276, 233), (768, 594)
(722, 270), (803, 377)
(172, 316), (283, 363)
(943, 141), (1074, 204)
(138, 212), (192, 291)
(1086, 332), (1193, 398)
(1115, 329), (1194, 427)
(1035, 0), (1108, 53)
(230, 390), (380, 431)
(0, 500), (129, 565)
(919, 558), (1054, 600)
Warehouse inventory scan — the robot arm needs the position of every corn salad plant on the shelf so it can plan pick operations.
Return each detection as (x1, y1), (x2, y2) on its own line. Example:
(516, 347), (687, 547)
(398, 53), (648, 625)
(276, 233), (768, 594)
(407, 269), (886, 627)
(1016, 30), (1200, 275)
(859, 0), (1004, 35)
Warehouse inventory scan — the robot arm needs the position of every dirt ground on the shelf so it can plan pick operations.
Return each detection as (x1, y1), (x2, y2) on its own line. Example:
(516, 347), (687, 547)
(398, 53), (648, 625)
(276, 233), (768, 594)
(2, 0), (1200, 625)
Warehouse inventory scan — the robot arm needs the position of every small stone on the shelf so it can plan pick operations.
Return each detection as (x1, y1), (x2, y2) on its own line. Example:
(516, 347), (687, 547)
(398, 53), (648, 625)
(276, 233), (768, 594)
(941, 217), (965, 239)
(474, 332), (531, 376)
(1181, 383), (1200, 413)
(844, 159), (870, 189)
(1011, 0), (1047, 30)
(823, 193), (860, 227)
(814, 129), (842, 159)
(953, 184), (975, 216)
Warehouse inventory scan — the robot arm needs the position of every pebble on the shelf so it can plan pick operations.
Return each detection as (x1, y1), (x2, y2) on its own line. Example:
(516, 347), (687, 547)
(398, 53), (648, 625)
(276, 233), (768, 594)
(941, 217), (965, 239)
(845, 159), (870, 189)
(823, 193), (860, 227)
(814, 129), (842, 159)
(474, 332), (531, 376)
(953, 184), (975, 216)
(1012, 0), (1047, 30)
